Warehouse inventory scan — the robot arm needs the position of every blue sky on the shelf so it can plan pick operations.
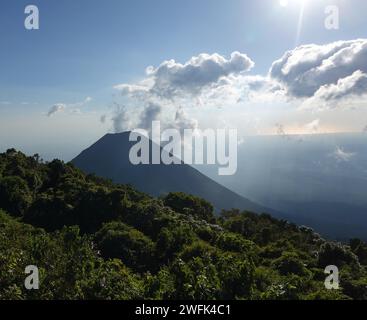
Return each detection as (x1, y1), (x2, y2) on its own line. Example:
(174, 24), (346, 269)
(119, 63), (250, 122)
(1, 0), (367, 160)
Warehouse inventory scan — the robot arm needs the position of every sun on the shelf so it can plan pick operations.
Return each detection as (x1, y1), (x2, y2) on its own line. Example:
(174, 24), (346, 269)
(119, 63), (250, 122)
(279, 0), (308, 7)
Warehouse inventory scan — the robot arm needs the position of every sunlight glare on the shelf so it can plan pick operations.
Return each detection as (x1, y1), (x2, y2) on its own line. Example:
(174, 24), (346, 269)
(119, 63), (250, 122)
(279, 0), (308, 7)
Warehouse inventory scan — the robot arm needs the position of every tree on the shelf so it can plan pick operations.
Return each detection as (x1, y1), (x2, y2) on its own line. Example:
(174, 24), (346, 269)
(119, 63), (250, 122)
(163, 192), (214, 222)
(95, 221), (156, 273)
(156, 224), (196, 262)
(0, 176), (32, 217)
(272, 252), (310, 276)
(318, 242), (360, 270)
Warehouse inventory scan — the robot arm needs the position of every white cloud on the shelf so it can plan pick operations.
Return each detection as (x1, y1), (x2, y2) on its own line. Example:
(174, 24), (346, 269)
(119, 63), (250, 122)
(270, 39), (367, 100)
(149, 52), (254, 98)
(47, 104), (66, 117)
(138, 103), (162, 130)
(113, 83), (151, 100)
(304, 119), (320, 133)
(174, 107), (198, 133)
(111, 52), (257, 132)
(111, 105), (132, 133)
(115, 51), (254, 100)
(68, 96), (93, 109)
(333, 146), (356, 162)
(107, 41), (367, 134)
(0, 101), (38, 106)
(108, 103), (198, 134)
(239, 75), (285, 103)
(47, 97), (92, 117)
(315, 70), (367, 101)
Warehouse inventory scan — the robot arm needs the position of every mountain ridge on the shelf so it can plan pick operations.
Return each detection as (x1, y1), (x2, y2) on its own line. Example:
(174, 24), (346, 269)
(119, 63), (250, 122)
(72, 131), (276, 215)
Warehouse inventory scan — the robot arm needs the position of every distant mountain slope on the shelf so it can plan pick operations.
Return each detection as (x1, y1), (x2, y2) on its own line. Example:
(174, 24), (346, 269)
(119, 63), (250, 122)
(195, 133), (367, 240)
(72, 132), (271, 214)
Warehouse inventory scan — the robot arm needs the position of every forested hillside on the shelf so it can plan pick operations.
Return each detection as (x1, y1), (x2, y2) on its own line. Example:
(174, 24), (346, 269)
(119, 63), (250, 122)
(0, 149), (366, 300)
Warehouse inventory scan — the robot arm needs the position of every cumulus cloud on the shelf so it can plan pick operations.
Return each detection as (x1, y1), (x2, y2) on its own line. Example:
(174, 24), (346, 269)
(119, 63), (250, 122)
(174, 107), (198, 132)
(113, 83), (151, 100)
(270, 39), (367, 101)
(240, 75), (285, 103)
(47, 97), (92, 117)
(111, 105), (132, 133)
(149, 52), (254, 98)
(300, 70), (367, 111)
(105, 99), (198, 133)
(107, 41), (367, 134)
(138, 103), (162, 130)
(47, 104), (66, 117)
(115, 51), (254, 100)
(110, 52), (256, 133)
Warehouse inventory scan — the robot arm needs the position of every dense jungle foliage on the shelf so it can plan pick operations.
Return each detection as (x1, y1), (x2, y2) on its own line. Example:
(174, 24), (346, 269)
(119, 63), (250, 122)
(0, 149), (367, 300)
